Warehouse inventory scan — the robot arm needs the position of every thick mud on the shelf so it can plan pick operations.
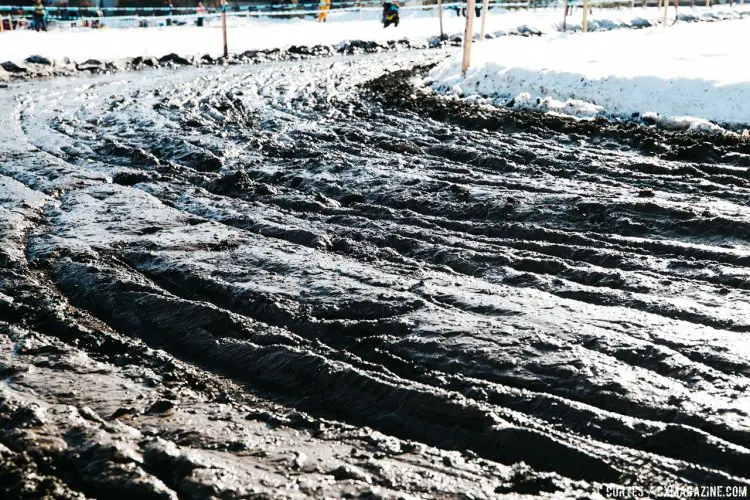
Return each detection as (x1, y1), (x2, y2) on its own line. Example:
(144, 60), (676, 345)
(2, 51), (750, 498)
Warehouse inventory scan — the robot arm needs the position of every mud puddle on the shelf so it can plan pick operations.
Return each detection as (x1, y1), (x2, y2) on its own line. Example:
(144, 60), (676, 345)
(1, 50), (750, 498)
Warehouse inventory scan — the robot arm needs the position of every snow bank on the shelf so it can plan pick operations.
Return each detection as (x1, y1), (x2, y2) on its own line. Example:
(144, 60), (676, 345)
(0, 5), (746, 64)
(428, 16), (750, 128)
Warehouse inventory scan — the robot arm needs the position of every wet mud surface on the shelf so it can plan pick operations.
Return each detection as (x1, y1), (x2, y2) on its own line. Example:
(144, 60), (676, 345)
(2, 51), (750, 498)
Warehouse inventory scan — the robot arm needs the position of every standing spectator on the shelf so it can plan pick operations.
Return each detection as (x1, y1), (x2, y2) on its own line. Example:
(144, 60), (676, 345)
(165, 0), (173, 26)
(317, 0), (330, 23)
(33, 0), (47, 32)
(382, 1), (399, 27)
(460, 0), (481, 18)
(196, 1), (205, 27)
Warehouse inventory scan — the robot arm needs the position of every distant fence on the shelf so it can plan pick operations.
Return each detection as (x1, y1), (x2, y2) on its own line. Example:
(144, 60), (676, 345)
(0, 0), (560, 28)
(0, 0), (569, 22)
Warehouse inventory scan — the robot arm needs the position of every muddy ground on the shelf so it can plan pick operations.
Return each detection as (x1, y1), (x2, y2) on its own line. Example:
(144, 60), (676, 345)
(1, 50), (750, 499)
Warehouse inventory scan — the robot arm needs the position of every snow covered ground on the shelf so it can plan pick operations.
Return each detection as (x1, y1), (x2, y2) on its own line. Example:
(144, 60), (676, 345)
(4, 3), (749, 130)
(428, 14), (750, 130)
(0, 5), (746, 64)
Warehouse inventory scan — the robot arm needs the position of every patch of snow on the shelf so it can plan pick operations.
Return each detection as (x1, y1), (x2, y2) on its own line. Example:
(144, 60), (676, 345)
(642, 112), (726, 134)
(429, 15), (750, 129)
(512, 92), (604, 118)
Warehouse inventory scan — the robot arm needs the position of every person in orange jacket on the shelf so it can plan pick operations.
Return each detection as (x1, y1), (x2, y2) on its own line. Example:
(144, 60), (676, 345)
(318, 0), (331, 22)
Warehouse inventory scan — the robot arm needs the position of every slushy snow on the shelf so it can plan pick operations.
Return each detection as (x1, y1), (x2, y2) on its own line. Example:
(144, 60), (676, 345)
(428, 14), (750, 129)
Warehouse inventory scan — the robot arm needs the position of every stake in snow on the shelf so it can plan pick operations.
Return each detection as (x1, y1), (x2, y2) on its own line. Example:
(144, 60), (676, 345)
(461, 0), (476, 77)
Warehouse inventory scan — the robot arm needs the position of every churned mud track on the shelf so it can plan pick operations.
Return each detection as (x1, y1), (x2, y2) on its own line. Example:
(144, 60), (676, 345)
(1, 51), (750, 498)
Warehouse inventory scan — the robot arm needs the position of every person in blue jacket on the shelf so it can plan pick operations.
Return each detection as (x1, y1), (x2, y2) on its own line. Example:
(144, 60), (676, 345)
(382, 0), (399, 27)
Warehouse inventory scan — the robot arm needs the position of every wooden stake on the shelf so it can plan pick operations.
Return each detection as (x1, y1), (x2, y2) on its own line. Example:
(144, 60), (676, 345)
(438, 0), (444, 39)
(461, 0), (476, 77)
(663, 0), (668, 25)
(562, 0), (569, 31)
(221, 0), (228, 58)
(582, 0), (589, 32)
(479, 0), (489, 41)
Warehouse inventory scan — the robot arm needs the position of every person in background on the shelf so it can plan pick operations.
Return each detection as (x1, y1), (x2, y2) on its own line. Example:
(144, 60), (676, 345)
(33, 0), (47, 32)
(317, 0), (330, 23)
(382, 0), (398, 27)
(196, 0), (205, 26)
(165, 0), (173, 26)
(460, 0), (481, 18)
